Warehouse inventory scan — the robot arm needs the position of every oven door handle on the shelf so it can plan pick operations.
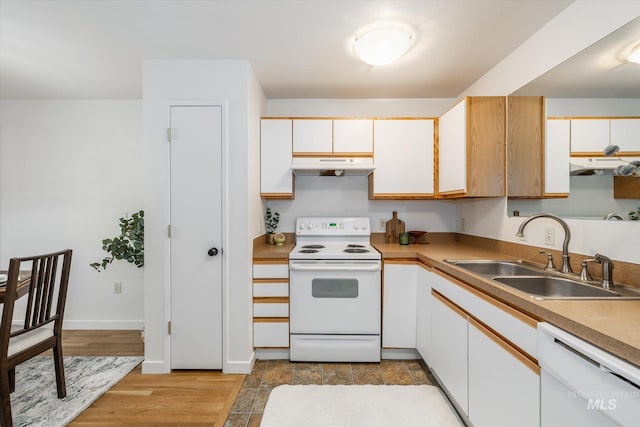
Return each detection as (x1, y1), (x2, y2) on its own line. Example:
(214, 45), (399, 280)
(289, 262), (381, 272)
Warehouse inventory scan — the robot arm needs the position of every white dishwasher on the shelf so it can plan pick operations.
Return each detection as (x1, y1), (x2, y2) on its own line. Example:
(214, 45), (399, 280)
(538, 323), (640, 427)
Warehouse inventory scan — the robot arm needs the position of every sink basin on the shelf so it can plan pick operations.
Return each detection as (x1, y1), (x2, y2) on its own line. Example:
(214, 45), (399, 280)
(445, 259), (543, 276)
(493, 276), (640, 300)
(445, 259), (640, 300)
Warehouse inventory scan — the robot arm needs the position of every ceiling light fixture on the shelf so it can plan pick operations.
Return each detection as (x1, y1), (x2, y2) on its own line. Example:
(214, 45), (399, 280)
(628, 43), (640, 64)
(354, 24), (413, 66)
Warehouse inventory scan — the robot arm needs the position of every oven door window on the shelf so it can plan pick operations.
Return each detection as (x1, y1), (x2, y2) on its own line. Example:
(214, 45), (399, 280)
(312, 278), (358, 298)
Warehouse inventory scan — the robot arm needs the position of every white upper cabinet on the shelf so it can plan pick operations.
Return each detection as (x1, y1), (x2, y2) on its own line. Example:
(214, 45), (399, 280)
(610, 118), (640, 153)
(333, 119), (373, 155)
(438, 99), (467, 195)
(545, 119), (570, 195)
(571, 118), (640, 154)
(292, 119), (333, 155)
(371, 119), (435, 199)
(570, 119), (609, 153)
(260, 119), (293, 198)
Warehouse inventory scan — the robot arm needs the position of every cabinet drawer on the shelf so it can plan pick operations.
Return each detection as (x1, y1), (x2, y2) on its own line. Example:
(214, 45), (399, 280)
(254, 320), (289, 347)
(253, 263), (289, 279)
(253, 301), (289, 317)
(253, 281), (289, 297)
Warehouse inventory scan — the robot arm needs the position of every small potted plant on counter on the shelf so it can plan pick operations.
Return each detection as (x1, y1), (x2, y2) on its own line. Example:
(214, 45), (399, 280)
(264, 207), (280, 245)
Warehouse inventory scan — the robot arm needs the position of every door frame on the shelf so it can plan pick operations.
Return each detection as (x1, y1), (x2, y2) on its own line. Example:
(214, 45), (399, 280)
(163, 100), (228, 371)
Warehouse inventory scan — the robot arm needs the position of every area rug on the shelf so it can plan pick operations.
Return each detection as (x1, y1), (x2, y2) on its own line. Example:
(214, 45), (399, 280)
(260, 384), (464, 427)
(11, 355), (143, 427)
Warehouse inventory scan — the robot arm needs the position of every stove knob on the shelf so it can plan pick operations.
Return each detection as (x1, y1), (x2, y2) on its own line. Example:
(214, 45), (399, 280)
(353, 223), (360, 230)
(361, 222), (368, 230)
(306, 224), (313, 230)
(298, 222), (305, 230)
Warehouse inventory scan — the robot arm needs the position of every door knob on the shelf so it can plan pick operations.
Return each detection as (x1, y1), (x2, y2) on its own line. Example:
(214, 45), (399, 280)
(208, 247), (219, 256)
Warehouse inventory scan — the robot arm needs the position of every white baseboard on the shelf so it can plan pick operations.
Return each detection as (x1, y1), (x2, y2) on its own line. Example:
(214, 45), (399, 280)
(224, 358), (253, 374)
(62, 320), (144, 330)
(141, 360), (168, 374)
(255, 348), (290, 360)
(381, 348), (420, 359)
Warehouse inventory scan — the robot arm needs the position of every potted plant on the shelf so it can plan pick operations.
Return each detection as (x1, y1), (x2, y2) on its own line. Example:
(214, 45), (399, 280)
(91, 210), (144, 271)
(264, 207), (280, 245)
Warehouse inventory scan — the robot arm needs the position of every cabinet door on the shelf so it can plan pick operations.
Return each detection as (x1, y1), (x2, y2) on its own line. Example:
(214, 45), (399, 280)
(292, 119), (332, 155)
(430, 290), (468, 414)
(416, 265), (432, 364)
(371, 119), (435, 198)
(468, 318), (540, 427)
(610, 118), (640, 153)
(382, 263), (417, 348)
(570, 119), (609, 154)
(438, 100), (467, 195)
(260, 119), (293, 198)
(545, 119), (570, 195)
(333, 119), (373, 155)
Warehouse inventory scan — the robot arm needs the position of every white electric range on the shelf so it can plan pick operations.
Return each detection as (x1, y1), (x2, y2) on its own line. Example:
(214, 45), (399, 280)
(289, 217), (381, 362)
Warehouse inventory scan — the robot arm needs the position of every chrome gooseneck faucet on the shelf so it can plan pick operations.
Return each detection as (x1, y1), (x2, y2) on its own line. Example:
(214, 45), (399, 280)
(516, 213), (573, 274)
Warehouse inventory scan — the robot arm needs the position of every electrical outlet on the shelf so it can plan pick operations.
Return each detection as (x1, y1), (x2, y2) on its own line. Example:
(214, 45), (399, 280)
(378, 218), (386, 231)
(460, 218), (466, 232)
(544, 226), (555, 245)
(114, 282), (122, 294)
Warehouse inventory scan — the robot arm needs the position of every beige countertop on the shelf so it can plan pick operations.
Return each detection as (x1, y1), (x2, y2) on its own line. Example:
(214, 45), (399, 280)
(253, 234), (640, 367)
(373, 240), (640, 368)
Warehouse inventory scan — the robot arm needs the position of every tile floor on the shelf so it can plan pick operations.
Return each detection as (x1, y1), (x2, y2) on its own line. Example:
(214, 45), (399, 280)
(224, 359), (439, 427)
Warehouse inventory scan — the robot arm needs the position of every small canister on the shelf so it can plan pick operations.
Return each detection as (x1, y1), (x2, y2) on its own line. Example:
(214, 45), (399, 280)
(399, 233), (410, 245)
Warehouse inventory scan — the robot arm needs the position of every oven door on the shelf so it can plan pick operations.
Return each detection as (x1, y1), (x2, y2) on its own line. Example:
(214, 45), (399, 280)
(289, 259), (381, 335)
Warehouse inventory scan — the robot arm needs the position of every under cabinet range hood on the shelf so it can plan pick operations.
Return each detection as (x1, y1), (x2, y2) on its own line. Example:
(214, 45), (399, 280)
(570, 157), (640, 176)
(291, 157), (375, 176)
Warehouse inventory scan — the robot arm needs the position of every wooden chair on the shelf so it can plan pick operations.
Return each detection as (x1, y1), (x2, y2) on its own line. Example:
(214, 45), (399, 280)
(0, 249), (72, 427)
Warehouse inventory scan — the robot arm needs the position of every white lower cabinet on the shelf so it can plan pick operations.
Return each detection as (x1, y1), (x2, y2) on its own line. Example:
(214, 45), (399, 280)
(382, 262), (417, 348)
(415, 264), (432, 364)
(468, 318), (540, 427)
(430, 290), (469, 414)
(429, 270), (540, 427)
(253, 261), (289, 348)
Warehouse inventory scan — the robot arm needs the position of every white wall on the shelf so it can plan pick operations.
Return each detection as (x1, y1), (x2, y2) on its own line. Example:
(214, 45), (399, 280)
(0, 100), (144, 328)
(458, 1), (640, 269)
(142, 59), (264, 374)
(266, 175), (457, 233)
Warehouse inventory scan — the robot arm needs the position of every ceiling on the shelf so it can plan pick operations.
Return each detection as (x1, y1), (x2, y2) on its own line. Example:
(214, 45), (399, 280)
(0, 0), (594, 100)
(513, 16), (640, 98)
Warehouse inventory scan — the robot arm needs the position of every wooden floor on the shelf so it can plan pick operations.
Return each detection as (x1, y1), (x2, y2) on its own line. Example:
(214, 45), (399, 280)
(54, 330), (245, 426)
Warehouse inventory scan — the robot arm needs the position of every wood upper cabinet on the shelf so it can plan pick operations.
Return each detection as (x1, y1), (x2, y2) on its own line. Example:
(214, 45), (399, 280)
(571, 118), (640, 155)
(260, 119), (294, 199)
(437, 96), (506, 198)
(293, 119), (333, 156)
(369, 119), (435, 199)
(333, 119), (373, 156)
(507, 96), (569, 198)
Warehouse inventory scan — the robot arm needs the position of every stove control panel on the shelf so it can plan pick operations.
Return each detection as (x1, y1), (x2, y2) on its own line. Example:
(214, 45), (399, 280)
(296, 217), (371, 236)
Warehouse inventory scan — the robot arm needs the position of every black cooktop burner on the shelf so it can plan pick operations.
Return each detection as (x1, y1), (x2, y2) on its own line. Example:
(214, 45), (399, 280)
(344, 248), (370, 254)
(302, 245), (325, 249)
(299, 249), (319, 254)
(347, 244), (365, 248)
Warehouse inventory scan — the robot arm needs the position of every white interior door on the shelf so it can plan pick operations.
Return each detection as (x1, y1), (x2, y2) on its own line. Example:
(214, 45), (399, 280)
(169, 104), (223, 369)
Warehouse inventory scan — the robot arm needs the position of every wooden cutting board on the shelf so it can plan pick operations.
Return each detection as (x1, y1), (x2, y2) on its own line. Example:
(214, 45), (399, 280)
(385, 211), (405, 243)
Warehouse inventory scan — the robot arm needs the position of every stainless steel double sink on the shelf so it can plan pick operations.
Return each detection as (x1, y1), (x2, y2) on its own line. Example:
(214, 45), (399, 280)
(444, 259), (640, 300)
